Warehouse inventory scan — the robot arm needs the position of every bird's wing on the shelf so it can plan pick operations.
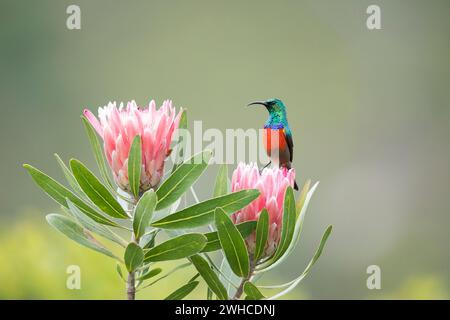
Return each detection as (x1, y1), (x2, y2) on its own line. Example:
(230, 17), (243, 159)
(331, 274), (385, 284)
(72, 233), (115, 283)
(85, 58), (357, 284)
(285, 132), (294, 162)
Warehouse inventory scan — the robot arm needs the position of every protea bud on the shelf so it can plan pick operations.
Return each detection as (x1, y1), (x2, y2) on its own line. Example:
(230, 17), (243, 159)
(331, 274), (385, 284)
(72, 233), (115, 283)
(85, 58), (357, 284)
(83, 100), (182, 193)
(231, 162), (296, 259)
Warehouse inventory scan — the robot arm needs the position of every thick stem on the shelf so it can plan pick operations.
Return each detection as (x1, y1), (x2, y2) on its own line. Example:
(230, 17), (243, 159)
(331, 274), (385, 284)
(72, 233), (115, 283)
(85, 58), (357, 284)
(232, 255), (255, 300)
(127, 271), (136, 300)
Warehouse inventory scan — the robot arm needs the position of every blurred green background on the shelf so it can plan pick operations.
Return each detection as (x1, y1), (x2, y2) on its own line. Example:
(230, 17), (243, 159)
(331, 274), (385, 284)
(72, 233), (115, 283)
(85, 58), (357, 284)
(1, 0), (449, 299)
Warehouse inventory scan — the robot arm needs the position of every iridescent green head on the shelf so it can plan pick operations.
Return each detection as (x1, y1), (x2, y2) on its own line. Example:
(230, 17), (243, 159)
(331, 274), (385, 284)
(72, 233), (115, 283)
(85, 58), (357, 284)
(248, 98), (286, 113)
(247, 98), (289, 129)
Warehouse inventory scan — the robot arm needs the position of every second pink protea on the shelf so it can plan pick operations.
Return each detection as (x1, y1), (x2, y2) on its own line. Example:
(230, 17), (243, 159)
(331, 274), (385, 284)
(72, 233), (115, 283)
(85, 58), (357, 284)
(231, 163), (296, 259)
(84, 100), (182, 193)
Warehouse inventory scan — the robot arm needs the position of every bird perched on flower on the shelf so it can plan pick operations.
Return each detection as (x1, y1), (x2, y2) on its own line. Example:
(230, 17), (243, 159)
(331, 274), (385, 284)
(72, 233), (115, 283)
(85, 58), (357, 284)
(247, 98), (298, 190)
(231, 162), (296, 259)
(83, 100), (182, 193)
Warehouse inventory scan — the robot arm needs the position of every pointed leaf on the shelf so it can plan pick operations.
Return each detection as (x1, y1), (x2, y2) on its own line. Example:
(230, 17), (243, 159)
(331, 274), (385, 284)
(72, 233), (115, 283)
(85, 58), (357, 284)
(139, 230), (158, 249)
(189, 273), (200, 283)
(215, 208), (249, 278)
(70, 159), (128, 219)
(67, 199), (126, 247)
(213, 164), (228, 197)
(257, 182), (320, 273)
(124, 243), (144, 272)
(46, 214), (117, 259)
(201, 221), (256, 253)
(128, 135), (142, 198)
(116, 264), (126, 282)
(271, 187), (296, 262)
(156, 150), (212, 210)
(244, 281), (265, 300)
(291, 182), (320, 253)
(165, 281), (199, 300)
(81, 116), (116, 190)
(152, 189), (260, 229)
(190, 254), (228, 300)
(138, 268), (162, 281)
(133, 190), (157, 240)
(24, 164), (119, 227)
(267, 226), (332, 300)
(54, 154), (86, 200)
(144, 233), (206, 262)
(254, 209), (269, 261)
(296, 179), (311, 218)
(140, 263), (191, 289)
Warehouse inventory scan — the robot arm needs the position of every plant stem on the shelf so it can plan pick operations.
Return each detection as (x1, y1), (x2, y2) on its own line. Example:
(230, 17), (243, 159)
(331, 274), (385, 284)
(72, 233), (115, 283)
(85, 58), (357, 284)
(126, 196), (138, 300)
(232, 255), (255, 300)
(127, 231), (137, 300)
(127, 271), (136, 300)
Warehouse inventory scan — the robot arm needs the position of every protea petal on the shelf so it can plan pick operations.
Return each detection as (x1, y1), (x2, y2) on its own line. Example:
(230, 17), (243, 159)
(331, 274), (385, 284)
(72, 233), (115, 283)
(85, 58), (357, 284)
(83, 100), (183, 193)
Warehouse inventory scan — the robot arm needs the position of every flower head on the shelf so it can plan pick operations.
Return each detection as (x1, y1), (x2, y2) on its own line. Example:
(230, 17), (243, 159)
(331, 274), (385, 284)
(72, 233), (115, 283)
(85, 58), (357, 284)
(84, 100), (182, 193)
(231, 162), (296, 258)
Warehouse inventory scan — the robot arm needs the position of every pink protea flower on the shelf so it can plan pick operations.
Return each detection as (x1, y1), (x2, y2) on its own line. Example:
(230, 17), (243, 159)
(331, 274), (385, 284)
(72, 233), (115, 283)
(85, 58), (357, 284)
(231, 162), (296, 259)
(83, 100), (182, 193)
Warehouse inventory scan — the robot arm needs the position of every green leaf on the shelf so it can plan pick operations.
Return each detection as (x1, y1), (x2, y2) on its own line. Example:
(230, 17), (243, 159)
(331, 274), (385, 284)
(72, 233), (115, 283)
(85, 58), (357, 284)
(190, 255), (228, 300)
(201, 221), (256, 253)
(213, 164), (228, 197)
(138, 268), (162, 281)
(140, 263), (191, 289)
(189, 273), (200, 283)
(24, 164), (119, 227)
(70, 159), (128, 219)
(81, 116), (116, 191)
(214, 208), (249, 278)
(201, 254), (237, 289)
(165, 281), (199, 300)
(244, 281), (265, 300)
(54, 154), (86, 200)
(152, 189), (260, 229)
(256, 182), (320, 273)
(171, 110), (188, 174)
(156, 150), (212, 210)
(46, 214), (117, 259)
(267, 226), (332, 300)
(290, 182), (319, 256)
(128, 135), (142, 198)
(296, 179), (311, 218)
(139, 230), (158, 249)
(144, 233), (206, 262)
(124, 243), (144, 272)
(133, 190), (157, 240)
(271, 187), (296, 262)
(254, 209), (269, 261)
(116, 263), (126, 282)
(67, 199), (127, 247)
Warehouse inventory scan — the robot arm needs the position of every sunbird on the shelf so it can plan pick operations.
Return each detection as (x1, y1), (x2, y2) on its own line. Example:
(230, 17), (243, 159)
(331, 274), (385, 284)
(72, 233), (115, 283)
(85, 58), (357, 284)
(248, 98), (299, 190)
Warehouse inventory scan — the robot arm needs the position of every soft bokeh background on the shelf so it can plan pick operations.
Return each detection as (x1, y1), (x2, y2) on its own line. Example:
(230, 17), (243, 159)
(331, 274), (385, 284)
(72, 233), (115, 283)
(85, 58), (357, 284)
(1, 0), (449, 299)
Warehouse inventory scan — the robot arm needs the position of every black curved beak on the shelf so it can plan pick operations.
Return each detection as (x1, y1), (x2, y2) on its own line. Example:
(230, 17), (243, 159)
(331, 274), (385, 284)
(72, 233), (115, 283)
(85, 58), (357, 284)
(247, 101), (268, 107)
